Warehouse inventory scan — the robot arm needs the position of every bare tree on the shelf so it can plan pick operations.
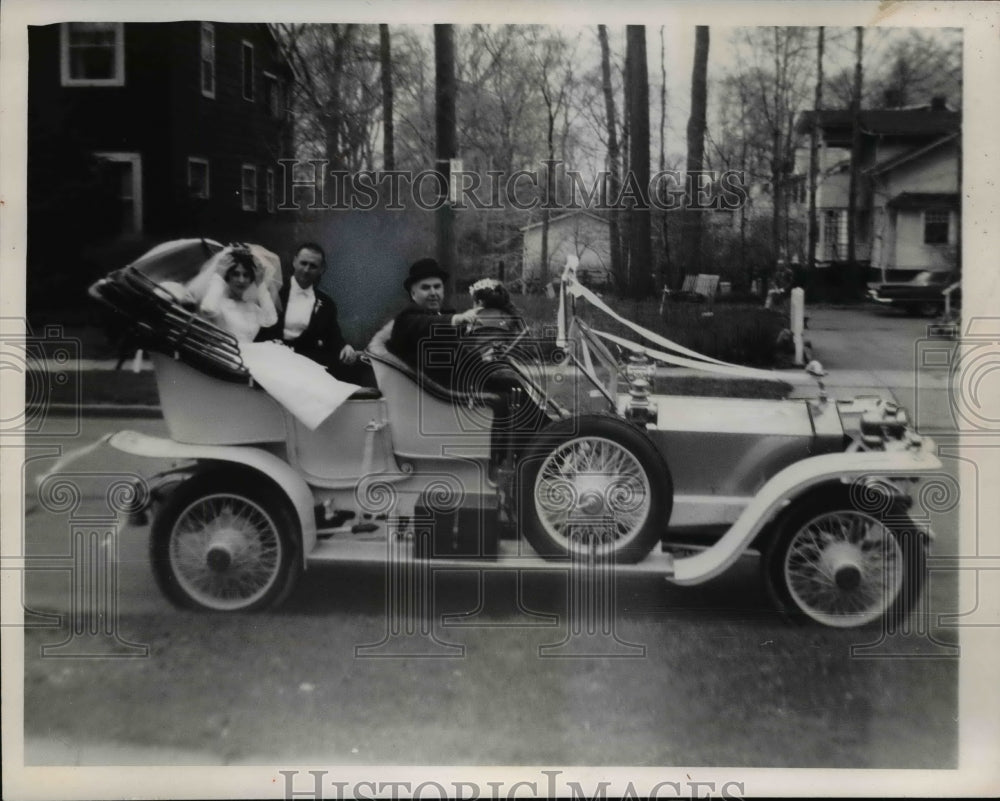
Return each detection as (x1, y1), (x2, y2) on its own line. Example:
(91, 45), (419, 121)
(728, 27), (813, 284)
(847, 26), (863, 267)
(873, 30), (962, 107)
(625, 25), (653, 299)
(824, 29), (961, 109)
(683, 26), (710, 279)
(807, 27), (824, 270)
(272, 23), (381, 170)
(379, 24), (394, 170)
(598, 25), (625, 289)
(529, 30), (575, 280)
(658, 26), (673, 289)
(435, 24), (457, 288)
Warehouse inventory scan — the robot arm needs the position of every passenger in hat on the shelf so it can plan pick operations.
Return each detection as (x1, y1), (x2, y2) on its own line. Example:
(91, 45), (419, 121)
(388, 258), (483, 384)
(388, 259), (540, 480)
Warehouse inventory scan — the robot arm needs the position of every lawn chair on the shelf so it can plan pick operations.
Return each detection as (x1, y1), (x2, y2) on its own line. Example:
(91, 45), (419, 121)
(663, 273), (720, 306)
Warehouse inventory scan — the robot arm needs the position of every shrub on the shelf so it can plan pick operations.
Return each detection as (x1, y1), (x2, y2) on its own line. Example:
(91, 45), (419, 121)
(509, 293), (785, 367)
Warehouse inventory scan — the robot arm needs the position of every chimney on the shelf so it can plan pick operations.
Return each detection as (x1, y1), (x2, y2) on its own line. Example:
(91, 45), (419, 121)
(930, 96), (947, 111)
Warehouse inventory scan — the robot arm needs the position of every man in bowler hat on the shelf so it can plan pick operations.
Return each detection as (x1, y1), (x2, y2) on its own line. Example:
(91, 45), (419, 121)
(389, 258), (545, 480)
(388, 257), (482, 386)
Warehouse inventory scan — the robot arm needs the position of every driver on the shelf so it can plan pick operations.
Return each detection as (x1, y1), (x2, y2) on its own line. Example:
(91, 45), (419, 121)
(388, 258), (482, 386)
(388, 259), (539, 480)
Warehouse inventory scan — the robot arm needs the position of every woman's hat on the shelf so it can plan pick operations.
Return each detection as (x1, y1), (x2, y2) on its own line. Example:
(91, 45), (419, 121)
(404, 258), (450, 291)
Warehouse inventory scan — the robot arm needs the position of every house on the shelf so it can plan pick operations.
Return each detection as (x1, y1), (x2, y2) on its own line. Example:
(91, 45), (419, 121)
(520, 210), (612, 288)
(793, 100), (960, 279)
(27, 20), (294, 307)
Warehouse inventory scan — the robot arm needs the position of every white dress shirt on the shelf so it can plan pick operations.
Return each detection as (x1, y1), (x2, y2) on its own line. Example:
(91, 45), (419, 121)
(283, 282), (315, 342)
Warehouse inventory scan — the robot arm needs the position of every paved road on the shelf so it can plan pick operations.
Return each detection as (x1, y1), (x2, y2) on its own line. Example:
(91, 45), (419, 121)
(806, 305), (940, 371)
(13, 307), (969, 771)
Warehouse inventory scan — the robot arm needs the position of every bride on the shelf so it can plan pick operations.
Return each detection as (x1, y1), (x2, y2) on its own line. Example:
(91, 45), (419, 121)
(197, 246), (279, 342)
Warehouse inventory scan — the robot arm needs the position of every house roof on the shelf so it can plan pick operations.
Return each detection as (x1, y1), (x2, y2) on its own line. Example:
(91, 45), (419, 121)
(795, 108), (960, 143)
(886, 192), (959, 210)
(519, 209), (608, 233)
(866, 132), (959, 176)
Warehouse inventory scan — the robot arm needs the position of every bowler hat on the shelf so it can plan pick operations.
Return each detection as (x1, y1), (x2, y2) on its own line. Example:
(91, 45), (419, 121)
(404, 258), (450, 291)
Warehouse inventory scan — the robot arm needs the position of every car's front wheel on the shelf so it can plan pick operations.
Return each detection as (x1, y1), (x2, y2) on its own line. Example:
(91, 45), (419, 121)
(517, 415), (673, 563)
(151, 470), (302, 612)
(763, 489), (927, 628)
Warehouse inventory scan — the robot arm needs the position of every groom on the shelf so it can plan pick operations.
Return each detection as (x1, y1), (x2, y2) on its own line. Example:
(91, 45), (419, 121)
(257, 242), (371, 385)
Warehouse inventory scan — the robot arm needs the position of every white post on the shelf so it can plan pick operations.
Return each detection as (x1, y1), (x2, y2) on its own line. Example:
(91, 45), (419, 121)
(791, 287), (805, 365)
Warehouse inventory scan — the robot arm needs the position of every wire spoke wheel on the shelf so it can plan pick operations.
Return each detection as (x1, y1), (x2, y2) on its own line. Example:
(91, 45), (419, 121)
(170, 494), (283, 610)
(764, 489), (926, 628)
(520, 416), (672, 563)
(782, 510), (903, 627)
(535, 437), (651, 555)
(152, 473), (301, 612)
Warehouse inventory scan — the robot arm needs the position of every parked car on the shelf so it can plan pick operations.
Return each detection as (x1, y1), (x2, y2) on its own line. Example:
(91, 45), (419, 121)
(868, 270), (961, 316)
(75, 241), (943, 629)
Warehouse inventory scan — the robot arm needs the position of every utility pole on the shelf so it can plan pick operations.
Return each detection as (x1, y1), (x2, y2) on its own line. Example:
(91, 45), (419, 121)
(434, 24), (457, 293)
(847, 26), (863, 269)
(807, 27), (824, 270)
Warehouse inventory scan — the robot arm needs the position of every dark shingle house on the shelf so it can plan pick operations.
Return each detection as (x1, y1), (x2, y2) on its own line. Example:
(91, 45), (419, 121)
(28, 21), (294, 308)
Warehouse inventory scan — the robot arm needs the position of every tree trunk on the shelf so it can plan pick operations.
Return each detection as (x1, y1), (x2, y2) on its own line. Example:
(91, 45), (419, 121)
(770, 27), (781, 285)
(324, 25), (345, 169)
(541, 116), (555, 281)
(847, 26), (863, 267)
(683, 25), (709, 281)
(659, 25), (672, 290)
(379, 24), (395, 172)
(807, 27), (824, 270)
(598, 25), (624, 290)
(434, 24), (457, 292)
(626, 25), (653, 299)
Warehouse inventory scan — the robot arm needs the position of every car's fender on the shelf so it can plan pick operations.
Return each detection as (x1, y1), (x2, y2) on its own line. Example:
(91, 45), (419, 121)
(108, 430), (318, 563)
(670, 443), (942, 585)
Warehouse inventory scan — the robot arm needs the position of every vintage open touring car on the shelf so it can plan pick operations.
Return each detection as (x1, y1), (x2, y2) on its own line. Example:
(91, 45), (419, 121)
(82, 239), (942, 628)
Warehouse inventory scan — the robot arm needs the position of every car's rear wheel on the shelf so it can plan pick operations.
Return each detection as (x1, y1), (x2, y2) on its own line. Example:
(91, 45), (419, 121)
(763, 489), (927, 628)
(151, 471), (302, 612)
(517, 415), (672, 563)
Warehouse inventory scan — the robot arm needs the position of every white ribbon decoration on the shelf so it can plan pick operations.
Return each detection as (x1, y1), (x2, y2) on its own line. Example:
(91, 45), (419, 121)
(560, 272), (785, 382)
(563, 276), (735, 366)
(591, 328), (786, 382)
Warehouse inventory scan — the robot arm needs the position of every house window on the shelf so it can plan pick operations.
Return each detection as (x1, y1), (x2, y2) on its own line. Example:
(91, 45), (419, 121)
(188, 158), (210, 199)
(924, 210), (950, 245)
(60, 22), (125, 86)
(263, 72), (282, 118)
(94, 152), (142, 233)
(265, 168), (275, 213)
(822, 209), (848, 260)
(242, 41), (255, 101)
(241, 165), (257, 211)
(200, 22), (215, 98)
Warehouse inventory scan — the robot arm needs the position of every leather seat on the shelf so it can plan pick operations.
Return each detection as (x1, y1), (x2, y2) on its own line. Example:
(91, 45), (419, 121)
(365, 320), (502, 408)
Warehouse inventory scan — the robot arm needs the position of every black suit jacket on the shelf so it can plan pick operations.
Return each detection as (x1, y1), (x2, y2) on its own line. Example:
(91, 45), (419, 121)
(388, 304), (463, 389)
(257, 283), (347, 372)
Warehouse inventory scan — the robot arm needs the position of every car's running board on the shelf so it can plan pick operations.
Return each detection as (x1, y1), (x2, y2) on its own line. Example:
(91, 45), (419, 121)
(307, 536), (678, 576)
